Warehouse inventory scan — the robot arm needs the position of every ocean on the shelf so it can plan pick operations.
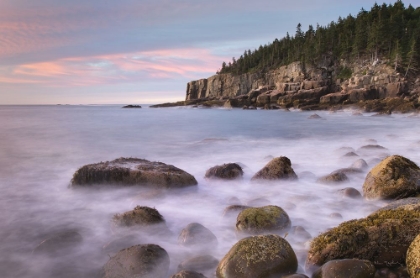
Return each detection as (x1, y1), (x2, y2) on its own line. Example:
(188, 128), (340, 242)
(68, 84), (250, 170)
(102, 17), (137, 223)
(0, 105), (419, 277)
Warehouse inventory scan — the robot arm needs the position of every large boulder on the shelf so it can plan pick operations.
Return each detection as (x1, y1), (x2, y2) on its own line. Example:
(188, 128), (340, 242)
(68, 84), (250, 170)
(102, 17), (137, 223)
(71, 157), (197, 188)
(102, 244), (169, 278)
(178, 223), (218, 248)
(307, 197), (420, 269)
(407, 233), (420, 278)
(216, 234), (297, 278)
(236, 205), (291, 235)
(363, 155), (420, 200)
(312, 259), (375, 278)
(251, 156), (297, 181)
(205, 163), (243, 180)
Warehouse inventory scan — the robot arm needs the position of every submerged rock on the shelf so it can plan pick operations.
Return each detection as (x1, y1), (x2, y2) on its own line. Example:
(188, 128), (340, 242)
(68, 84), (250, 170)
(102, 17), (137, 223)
(307, 198), (420, 269)
(312, 259), (375, 278)
(178, 255), (219, 273)
(71, 157), (197, 188)
(317, 172), (348, 184)
(363, 155), (420, 200)
(251, 156), (297, 181)
(236, 205), (291, 235)
(351, 159), (369, 170)
(222, 205), (251, 218)
(33, 230), (83, 255)
(102, 244), (169, 278)
(407, 233), (420, 278)
(171, 270), (207, 278)
(308, 114), (322, 119)
(205, 163), (243, 180)
(216, 234), (297, 278)
(112, 206), (165, 227)
(338, 187), (362, 199)
(122, 105), (141, 108)
(178, 223), (218, 248)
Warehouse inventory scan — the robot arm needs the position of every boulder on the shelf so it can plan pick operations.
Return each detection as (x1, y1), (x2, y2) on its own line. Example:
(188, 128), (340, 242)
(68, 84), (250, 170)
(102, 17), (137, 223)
(406, 233), (420, 278)
(216, 235), (297, 278)
(112, 206), (166, 229)
(178, 223), (218, 248)
(363, 155), (420, 200)
(317, 172), (348, 184)
(178, 255), (219, 273)
(171, 270), (207, 278)
(348, 88), (379, 102)
(251, 156), (297, 181)
(351, 159), (368, 170)
(33, 230), (83, 255)
(307, 198), (420, 269)
(320, 92), (349, 104)
(337, 187), (362, 199)
(236, 205), (291, 235)
(102, 244), (169, 278)
(308, 114), (322, 119)
(71, 157), (197, 188)
(223, 205), (251, 218)
(204, 163), (243, 180)
(312, 259), (375, 278)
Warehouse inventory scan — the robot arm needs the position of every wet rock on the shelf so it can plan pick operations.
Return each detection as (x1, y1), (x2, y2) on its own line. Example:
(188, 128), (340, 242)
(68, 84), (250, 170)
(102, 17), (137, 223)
(351, 159), (369, 170)
(291, 226), (312, 241)
(178, 255), (219, 273)
(333, 168), (363, 175)
(122, 105), (141, 108)
(317, 172), (348, 184)
(102, 234), (141, 255)
(308, 113), (322, 119)
(236, 205), (291, 235)
(358, 145), (388, 151)
(178, 223), (218, 247)
(363, 155), (420, 200)
(245, 197), (271, 206)
(338, 187), (362, 199)
(374, 266), (409, 278)
(216, 234), (297, 278)
(329, 212), (343, 219)
(33, 229), (83, 255)
(307, 199), (420, 269)
(171, 270), (207, 278)
(343, 152), (359, 157)
(312, 259), (375, 278)
(102, 244), (169, 278)
(223, 205), (250, 217)
(407, 233), (420, 278)
(283, 274), (309, 278)
(251, 156), (298, 181)
(112, 206), (165, 227)
(204, 163), (243, 180)
(71, 157), (198, 188)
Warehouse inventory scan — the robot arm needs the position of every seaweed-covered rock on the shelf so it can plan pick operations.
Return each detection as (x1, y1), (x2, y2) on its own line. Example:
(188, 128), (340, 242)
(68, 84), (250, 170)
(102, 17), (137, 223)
(112, 206), (166, 228)
(178, 223), (218, 247)
(102, 244), (169, 278)
(407, 233), (420, 278)
(317, 172), (348, 184)
(236, 205), (291, 235)
(307, 198), (420, 269)
(178, 255), (219, 273)
(251, 157), (297, 181)
(33, 229), (83, 255)
(216, 234), (297, 278)
(171, 270), (207, 278)
(312, 259), (375, 278)
(71, 157), (197, 188)
(363, 155), (420, 200)
(205, 163), (243, 180)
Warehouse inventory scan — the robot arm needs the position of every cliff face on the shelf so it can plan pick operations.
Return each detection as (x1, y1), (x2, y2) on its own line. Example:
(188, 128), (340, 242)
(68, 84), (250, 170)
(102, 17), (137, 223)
(185, 59), (418, 111)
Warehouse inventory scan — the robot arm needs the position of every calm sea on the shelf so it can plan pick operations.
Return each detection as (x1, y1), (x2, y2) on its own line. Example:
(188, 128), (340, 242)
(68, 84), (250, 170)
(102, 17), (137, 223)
(0, 105), (419, 277)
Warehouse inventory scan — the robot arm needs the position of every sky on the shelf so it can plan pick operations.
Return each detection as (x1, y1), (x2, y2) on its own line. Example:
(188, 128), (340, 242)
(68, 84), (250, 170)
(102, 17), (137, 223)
(1, 0), (419, 105)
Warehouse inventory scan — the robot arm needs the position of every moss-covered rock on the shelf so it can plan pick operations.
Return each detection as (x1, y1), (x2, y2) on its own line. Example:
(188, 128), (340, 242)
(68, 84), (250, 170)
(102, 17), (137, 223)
(112, 206), (165, 227)
(236, 205), (291, 235)
(312, 259), (375, 278)
(362, 155), (420, 200)
(71, 157), (197, 188)
(307, 198), (420, 269)
(205, 163), (243, 180)
(102, 244), (169, 278)
(178, 223), (218, 247)
(251, 157), (298, 181)
(407, 233), (420, 278)
(216, 234), (297, 278)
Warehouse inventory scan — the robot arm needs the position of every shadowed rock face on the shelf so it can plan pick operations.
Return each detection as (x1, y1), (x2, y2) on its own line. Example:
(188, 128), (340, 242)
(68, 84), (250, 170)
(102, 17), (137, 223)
(363, 155), (420, 200)
(71, 157), (197, 188)
(102, 244), (169, 278)
(251, 156), (297, 181)
(216, 234), (297, 278)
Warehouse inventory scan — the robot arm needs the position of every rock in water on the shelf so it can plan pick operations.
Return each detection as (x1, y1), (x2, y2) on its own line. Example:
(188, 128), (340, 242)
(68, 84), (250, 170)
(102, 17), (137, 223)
(312, 259), (375, 278)
(307, 197), (420, 269)
(71, 157), (197, 188)
(178, 223), (218, 248)
(171, 270), (207, 278)
(216, 234), (297, 278)
(205, 163), (243, 180)
(407, 233), (420, 278)
(112, 206), (166, 229)
(102, 244), (169, 278)
(317, 172), (348, 184)
(251, 156), (297, 181)
(33, 230), (83, 255)
(363, 155), (420, 200)
(178, 255), (219, 273)
(236, 205), (291, 235)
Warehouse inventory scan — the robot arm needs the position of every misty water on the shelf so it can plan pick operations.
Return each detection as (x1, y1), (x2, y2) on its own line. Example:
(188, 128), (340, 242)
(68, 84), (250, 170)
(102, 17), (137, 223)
(1, 105), (420, 277)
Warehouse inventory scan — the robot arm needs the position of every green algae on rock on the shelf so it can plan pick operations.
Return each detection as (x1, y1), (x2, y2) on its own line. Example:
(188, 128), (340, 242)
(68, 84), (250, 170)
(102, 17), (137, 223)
(407, 233), (420, 278)
(251, 156), (297, 181)
(216, 234), (297, 278)
(71, 157), (198, 188)
(362, 155), (420, 200)
(236, 205), (291, 235)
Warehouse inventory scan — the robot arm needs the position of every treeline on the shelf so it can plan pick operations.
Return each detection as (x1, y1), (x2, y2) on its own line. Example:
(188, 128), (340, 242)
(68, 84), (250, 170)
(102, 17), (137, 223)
(218, 1), (420, 78)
